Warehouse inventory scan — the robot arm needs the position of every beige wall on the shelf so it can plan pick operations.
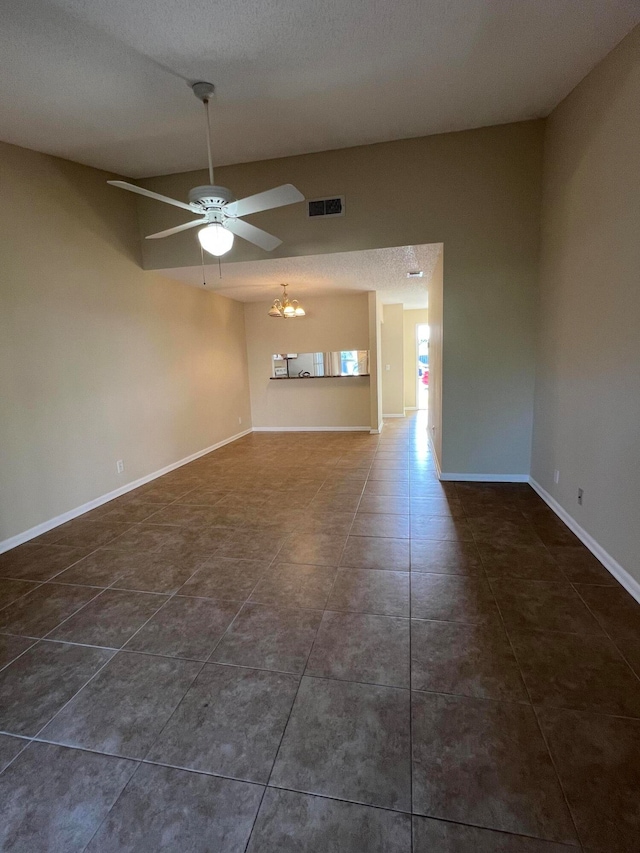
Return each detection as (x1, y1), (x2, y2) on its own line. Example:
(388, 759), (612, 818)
(368, 292), (383, 432)
(532, 26), (640, 583)
(243, 293), (370, 429)
(403, 308), (429, 410)
(138, 120), (544, 475)
(0, 141), (252, 544)
(428, 252), (444, 469)
(381, 304), (405, 416)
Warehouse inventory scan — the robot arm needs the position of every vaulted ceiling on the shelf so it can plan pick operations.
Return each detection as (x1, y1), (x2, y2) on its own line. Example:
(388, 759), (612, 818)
(1, 1), (638, 177)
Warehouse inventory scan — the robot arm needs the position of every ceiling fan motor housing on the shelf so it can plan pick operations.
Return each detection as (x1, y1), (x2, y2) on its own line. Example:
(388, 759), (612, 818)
(188, 185), (236, 212)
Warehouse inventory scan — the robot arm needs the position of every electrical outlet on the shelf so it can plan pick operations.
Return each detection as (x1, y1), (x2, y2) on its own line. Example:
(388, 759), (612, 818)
(554, 469), (560, 484)
(578, 488), (584, 505)
(385, 364), (391, 371)
(238, 416), (242, 425)
(116, 460), (124, 474)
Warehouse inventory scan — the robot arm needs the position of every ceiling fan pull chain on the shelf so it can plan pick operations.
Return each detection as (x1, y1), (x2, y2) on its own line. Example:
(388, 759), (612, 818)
(200, 242), (207, 288)
(203, 97), (214, 185)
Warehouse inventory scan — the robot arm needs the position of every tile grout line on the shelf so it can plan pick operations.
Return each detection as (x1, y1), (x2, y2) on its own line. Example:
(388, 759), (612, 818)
(0, 635), (39, 674)
(465, 488), (591, 848)
(113, 540), (289, 779)
(194, 553), (283, 665)
(570, 582), (640, 690)
(78, 757), (145, 852)
(409, 433), (586, 847)
(1, 448), (356, 676)
(7, 589), (635, 700)
(38, 585), (124, 643)
(0, 580), (46, 614)
(528, 704), (586, 852)
(0, 731), (33, 776)
(27, 647), (123, 743)
(479, 524), (640, 691)
(0, 581), (107, 658)
(171, 440), (624, 844)
(400, 425), (431, 839)
(408, 432), (415, 851)
(28, 460), (291, 849)
(239, 437), (376, 852)
(33, 532), (224, 656)
(200, 481), (331, 668)
(37, 472), (306, 662)
(90, 487), (313, 853)
(23, 527), (227, 749)
(490, 570), (585, 849)
(3, 423), (624, 850)
(0, 538), (111, 614)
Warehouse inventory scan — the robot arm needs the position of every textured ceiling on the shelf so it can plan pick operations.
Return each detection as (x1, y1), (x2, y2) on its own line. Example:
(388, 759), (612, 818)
(161, 244), (442, 308)
(1, 1), (638, 177)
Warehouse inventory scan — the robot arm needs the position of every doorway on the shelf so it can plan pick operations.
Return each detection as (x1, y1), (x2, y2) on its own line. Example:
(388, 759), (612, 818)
(417, 323), (429, 410)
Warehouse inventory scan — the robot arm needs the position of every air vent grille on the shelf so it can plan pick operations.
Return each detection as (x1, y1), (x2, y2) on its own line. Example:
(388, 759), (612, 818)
(307, 196), (345, 218)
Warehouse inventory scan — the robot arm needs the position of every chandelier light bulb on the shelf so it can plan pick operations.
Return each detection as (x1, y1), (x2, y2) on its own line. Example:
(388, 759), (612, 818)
(268, 283), (305, 318)
(198, 223), (234, 257)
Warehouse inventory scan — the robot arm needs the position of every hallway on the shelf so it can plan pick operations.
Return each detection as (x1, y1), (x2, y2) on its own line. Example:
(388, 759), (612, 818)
(1, 412), (639, 851)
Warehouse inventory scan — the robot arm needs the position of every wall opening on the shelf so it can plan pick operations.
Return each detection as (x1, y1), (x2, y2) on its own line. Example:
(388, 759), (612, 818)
(417, 323), (429, 411)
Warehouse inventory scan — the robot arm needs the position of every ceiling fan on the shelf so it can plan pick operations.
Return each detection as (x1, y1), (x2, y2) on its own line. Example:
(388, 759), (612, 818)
(108, 82), (304, 257)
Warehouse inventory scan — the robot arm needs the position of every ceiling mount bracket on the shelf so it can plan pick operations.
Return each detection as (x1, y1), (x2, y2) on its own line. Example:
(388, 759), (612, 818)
(191, 82), (215, 102)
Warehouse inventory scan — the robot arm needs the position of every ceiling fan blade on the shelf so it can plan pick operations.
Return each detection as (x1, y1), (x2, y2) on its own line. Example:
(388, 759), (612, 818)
(230, 184), (304, 218)
(146, 219), (207, 239)
(224, 218), (282, 251)
(107, 181), (195, 212)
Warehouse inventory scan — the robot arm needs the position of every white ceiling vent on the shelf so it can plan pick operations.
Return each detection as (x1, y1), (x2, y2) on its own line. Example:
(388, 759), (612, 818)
(307, 196), (345, 218)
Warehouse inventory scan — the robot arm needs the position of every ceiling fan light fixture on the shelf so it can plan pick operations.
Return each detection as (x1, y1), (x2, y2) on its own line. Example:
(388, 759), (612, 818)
(198, 223), (234, 257)
(108, 84), (304, 256)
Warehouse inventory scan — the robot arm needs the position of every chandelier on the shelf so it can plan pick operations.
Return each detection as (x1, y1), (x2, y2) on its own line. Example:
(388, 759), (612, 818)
(268, 284), (306, 318)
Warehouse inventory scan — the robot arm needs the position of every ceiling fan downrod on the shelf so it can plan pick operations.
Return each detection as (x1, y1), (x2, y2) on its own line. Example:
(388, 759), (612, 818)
(106, 80), (304, 255)
(191, 82), (216, 185)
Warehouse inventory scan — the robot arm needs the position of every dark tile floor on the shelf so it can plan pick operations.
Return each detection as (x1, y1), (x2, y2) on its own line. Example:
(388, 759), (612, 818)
(1, 412), (640, 851)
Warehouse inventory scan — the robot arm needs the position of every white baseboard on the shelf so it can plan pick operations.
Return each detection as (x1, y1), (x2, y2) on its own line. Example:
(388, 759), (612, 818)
(370, 421), (385, 435)
(440, 472), (530, 483)
(252, 426), (371, 432)
(404, 407), (418, 412)
(529, 478), (640, 604)
(383, 413), (405, 418)
(427, 432), (529, 484)
(0, 428), (253, 555)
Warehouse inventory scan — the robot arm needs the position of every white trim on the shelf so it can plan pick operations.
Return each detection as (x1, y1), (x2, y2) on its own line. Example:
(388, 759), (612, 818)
(439, 472), (530, 483)
(430, 433), (443, 480)
(404, 407), (418, 412)
(0, 428), (252, 555)
(370, 421), (385, 435)
(529, 478), (640, 604)
(383, 413), (405, 418)
(252, 426), (371, 432)
(426, 433), (527, 484)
